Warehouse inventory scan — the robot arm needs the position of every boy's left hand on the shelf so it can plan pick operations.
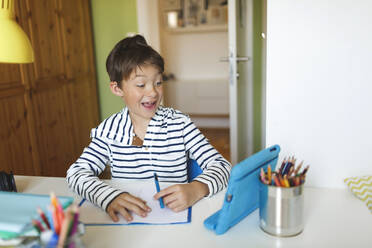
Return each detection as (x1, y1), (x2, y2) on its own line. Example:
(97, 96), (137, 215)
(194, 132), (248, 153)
(154, 181), (209, 212)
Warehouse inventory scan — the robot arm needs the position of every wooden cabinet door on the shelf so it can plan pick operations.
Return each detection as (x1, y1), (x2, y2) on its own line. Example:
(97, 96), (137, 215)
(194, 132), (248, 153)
(0, 64), (37, 175)
(20, 0), (76, 176)
(0, 0), (99, 176)
(58, 0), (99, 159)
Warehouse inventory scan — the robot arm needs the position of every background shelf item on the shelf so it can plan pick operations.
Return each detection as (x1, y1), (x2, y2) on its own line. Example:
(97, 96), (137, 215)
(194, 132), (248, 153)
(165, 24), (227, 33)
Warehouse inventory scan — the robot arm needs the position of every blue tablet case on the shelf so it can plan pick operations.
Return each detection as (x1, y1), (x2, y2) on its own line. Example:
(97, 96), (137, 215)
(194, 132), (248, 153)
(204, 145), (280, 235)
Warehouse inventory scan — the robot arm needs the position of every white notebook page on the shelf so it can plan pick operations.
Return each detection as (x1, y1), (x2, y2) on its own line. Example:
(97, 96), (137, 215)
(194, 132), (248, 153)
(79, 179), (189, 225)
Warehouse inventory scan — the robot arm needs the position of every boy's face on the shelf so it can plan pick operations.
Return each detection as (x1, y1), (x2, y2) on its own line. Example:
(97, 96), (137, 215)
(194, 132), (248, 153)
(111, 65), (163, 122)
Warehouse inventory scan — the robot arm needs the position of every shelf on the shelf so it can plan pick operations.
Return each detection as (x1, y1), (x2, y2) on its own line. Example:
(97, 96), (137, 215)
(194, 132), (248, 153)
(165, 24), (228, 34)
(166, 78), (228, 84)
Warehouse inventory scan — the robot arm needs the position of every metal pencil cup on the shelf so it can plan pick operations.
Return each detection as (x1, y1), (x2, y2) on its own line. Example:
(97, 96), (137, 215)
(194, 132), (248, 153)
(259, 182), (304, 237)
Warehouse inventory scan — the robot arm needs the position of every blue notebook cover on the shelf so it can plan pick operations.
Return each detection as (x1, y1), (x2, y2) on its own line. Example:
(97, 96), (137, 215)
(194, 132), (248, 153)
(204, 145), (280, 235)
(78, 183), (191, 226)
(78, 161), (201, 226)
(80, 197), (191, 226)
(0, 192), (73, 240)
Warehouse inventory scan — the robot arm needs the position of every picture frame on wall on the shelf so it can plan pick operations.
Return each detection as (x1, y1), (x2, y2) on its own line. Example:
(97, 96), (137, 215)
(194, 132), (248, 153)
(206, 4), (227, 25)
(163, 0), (182, 11)
(162, 0), (227, 28)
(184, 0), (206, 26)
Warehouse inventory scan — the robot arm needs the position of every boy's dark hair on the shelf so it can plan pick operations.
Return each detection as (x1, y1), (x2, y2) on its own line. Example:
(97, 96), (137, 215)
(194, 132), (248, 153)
(106, 35), (164, 87)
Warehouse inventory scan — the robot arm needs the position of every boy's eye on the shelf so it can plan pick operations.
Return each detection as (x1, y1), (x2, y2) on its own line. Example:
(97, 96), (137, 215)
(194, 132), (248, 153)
(136, 84), (145, 88)
(155, 81), (162, 86)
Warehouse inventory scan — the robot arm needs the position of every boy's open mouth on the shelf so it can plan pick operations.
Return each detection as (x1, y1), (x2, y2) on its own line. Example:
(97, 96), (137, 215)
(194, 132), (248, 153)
(142, 101), (157, 109)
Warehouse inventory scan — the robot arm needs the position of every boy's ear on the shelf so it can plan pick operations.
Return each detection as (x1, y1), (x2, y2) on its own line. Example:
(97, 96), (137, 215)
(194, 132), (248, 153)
(110, 81), (124, 97)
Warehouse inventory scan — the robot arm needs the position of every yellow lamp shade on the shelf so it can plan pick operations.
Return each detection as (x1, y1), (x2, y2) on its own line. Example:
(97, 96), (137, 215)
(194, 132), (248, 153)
(0, 0), (34, 63)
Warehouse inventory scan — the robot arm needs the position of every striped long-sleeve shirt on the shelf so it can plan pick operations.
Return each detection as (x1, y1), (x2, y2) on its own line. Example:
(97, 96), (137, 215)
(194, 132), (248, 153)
(66, 106), (232, 211)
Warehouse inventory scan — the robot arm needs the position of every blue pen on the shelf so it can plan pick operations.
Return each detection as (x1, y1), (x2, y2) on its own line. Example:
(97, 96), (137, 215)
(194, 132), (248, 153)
(154, 173), (164, 208)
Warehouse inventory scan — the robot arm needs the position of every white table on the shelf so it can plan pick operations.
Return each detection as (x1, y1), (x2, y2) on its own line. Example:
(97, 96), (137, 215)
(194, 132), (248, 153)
(15, 176), (372, 248)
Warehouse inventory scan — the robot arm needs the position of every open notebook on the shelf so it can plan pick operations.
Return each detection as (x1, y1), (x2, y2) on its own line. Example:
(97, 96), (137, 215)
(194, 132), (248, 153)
(79, 179), (191, 225)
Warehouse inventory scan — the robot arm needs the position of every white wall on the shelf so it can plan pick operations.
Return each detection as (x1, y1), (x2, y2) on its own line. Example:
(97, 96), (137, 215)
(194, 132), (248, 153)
(160, 31), (229, 80)
(165, 79), (228, 114)
(266, 0), (372, 188)
(136, 0), (161, 51)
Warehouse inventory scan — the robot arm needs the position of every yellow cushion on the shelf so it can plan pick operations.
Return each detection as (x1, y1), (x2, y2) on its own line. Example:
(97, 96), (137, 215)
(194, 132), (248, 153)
(344, 175), (372, 213)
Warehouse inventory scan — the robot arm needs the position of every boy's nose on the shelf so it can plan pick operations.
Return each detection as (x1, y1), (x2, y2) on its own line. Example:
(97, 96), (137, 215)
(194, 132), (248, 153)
(146, 85), (158, 97)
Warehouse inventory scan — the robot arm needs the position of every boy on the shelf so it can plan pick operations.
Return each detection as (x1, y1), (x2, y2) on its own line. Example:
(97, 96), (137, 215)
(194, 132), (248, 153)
(66, 35), (231, 222)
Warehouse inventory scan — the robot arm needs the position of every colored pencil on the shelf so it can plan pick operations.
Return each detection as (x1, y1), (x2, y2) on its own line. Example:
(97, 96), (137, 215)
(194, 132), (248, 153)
(37, 207), (51, 229)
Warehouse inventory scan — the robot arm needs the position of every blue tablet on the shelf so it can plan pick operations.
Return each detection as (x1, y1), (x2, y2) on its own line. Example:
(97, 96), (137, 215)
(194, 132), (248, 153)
(204, 145), (280, 235)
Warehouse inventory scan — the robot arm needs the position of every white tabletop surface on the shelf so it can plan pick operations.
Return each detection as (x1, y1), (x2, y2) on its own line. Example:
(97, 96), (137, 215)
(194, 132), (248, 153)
(14, 176), (372, 248)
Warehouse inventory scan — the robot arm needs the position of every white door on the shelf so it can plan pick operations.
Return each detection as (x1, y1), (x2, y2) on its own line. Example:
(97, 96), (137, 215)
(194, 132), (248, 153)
(228, 0), (263, 164)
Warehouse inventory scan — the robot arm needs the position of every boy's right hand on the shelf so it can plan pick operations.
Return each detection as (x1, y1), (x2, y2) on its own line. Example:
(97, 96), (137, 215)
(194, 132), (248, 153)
(107, 193), (151, 222)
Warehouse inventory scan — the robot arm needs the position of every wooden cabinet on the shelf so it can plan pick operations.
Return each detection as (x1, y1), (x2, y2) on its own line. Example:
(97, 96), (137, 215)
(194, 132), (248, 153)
(0, 0), (99, 176)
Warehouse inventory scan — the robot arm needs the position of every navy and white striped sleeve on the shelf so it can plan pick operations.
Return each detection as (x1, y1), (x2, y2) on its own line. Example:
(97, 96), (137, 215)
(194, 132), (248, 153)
(183, 117), (232, 196)
(66, 137), (123, 211)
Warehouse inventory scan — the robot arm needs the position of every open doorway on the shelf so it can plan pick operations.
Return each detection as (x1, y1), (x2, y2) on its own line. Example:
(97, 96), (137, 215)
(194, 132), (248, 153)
(158, 0), (230, 161)
(136, 0), (265, 164)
